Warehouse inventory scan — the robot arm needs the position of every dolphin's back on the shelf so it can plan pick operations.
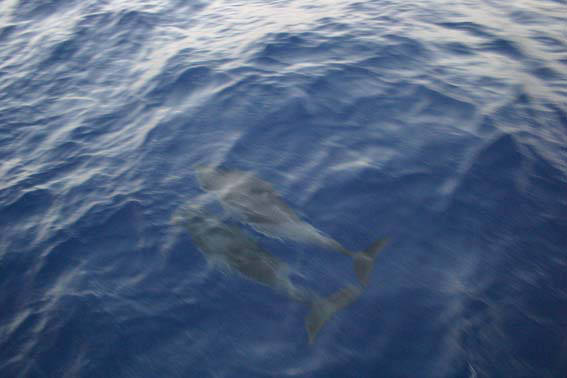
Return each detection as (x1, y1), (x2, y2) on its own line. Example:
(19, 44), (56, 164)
(189, 218), (283, 286)
(183, 208), (316, 301)
(196, 167), (300, 224)
(224, 242), (283, 288)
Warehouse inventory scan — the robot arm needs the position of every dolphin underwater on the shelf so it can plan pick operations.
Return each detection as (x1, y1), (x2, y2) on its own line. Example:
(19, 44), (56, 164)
(195, 166), (388, 286)
(179, 206), (362, 343)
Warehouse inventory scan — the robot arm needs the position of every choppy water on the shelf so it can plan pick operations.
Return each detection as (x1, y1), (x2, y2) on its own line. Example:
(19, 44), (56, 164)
(1, 0), (566, 377)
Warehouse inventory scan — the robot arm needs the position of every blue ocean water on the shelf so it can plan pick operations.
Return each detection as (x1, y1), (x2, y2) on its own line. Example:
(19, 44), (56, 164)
(1, 0), (566, 376)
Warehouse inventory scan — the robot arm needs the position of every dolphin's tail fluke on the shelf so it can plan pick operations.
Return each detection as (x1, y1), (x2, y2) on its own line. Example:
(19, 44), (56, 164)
(353, 238), (389, 287)
(305, 285), (362, 344)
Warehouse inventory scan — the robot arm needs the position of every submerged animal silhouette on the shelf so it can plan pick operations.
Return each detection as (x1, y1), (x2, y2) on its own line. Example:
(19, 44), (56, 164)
(196, 166), (388, 286)
(180, 206), (362, 343)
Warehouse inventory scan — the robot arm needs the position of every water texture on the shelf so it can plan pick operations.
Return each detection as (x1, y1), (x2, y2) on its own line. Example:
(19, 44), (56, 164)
(1, 0), (566, 377)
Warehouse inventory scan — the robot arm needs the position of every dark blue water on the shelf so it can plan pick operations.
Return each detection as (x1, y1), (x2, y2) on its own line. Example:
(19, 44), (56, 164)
(1, 0), (566, 377)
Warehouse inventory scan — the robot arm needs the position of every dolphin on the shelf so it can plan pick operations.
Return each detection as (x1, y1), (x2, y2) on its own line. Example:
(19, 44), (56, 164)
(195, 166), (388, 286)
(179, 206), (362, 343)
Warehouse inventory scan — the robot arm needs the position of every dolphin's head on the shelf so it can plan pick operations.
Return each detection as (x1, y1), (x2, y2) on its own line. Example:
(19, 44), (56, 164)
(177, 205), (215, 235)
(195, 165), (219, 190)
(195, 165), (231, 191)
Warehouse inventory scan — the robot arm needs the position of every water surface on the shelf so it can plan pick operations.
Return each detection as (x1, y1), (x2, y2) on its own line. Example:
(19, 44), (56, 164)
(1, 0), (566, 377)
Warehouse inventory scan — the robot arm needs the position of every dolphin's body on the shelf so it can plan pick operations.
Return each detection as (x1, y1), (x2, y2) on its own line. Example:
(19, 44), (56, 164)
(181, 206), (361, 343)
(196, 167), (351, 254)
(195, 166), (388, 286)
